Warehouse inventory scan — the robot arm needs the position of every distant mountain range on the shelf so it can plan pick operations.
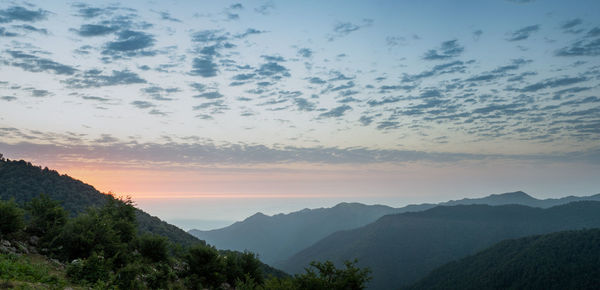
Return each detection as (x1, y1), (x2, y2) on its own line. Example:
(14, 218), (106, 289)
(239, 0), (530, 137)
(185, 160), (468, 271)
(280, 201), (600, 290)
(189, 190), (600, 266)
(407, 228), (600, 289)
(189, 202), (402, 264)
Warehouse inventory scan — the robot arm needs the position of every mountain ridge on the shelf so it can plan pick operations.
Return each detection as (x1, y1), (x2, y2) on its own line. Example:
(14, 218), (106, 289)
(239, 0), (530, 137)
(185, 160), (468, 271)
(280, 201), (600, 290)
(189, 190), (600, 266)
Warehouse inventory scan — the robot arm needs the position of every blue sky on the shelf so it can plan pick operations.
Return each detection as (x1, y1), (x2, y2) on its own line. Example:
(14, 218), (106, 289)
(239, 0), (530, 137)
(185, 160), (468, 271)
(0, 0), (599, 228)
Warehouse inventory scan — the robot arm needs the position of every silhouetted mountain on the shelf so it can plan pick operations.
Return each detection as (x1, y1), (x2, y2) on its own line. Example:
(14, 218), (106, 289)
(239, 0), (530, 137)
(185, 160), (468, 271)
(280, 202), (600, 290)
(189, 190), (600, 266)
(189, 202), (402, 264)
(0, 158), (200, 246)
(439, 190), (600, 208)
(408, 229), (600, 290)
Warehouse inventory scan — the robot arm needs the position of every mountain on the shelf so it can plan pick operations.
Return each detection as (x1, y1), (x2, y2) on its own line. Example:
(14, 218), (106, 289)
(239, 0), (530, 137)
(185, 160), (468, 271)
(439, 190), (600, 208)
(189, 190), (600, 265)
(0, 158), (199, 247)
(189, 202), (402, 265)
(407, 229), (600, 289)
(280, 201), (600, 290)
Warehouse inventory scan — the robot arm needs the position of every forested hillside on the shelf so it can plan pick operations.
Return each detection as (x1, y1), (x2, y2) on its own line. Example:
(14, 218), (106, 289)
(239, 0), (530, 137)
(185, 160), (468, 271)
(0, 158), (198, 246)
(408, 229), (600, 289)
(281, 202), (600, 289)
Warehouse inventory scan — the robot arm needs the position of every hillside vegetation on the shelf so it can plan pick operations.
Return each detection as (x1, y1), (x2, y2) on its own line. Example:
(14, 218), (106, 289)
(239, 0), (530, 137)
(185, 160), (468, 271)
(0, 158), (199, 246)
(408, 229), (600, 289)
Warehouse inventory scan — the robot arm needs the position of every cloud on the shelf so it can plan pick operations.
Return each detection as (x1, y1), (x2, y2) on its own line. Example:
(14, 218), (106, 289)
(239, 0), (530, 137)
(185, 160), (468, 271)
(555, 29), (600, 56)
(74, 24), (118, 37)
(423, 39), (464, 60)
(193, 100), (229, 114)
(190, 58), (219, 77)
(131, 100), (154, 109)
(72, 3), (106, 19)
(194, 91), (223, 99)
(561, 18), (583, 34)
(319, 105), (352, 118)
(13, 24), (47, 34)
(506, 25), (539, 41)
(308, 77), (326, 85)
(30, 89), (50, 97)
(255, 2), (275, 15)
(402, 61), (467, 82)
(0, 27), (18, 36)
(235, 28), (265, 38)
(298, 48), (313, 58)
(376, 121), (400, 130)
(141, 86), (179, 101)
(359, 116), (373, 126)
(473, 29), (483, 40)
(517, 76), (588, 92)
(0, 6), (48, 23)
(1, 96), (17, 102)
(64, 69), (146, 88)
(159, 11), (181, 22)
(81, 96), (110, 102)
(191, 30), (229, 43)
(327, 19), (373, 41)
(367, 97), (401, 107)
(103, 30), (156, 57)
(256, 62), (290, 79)
(3, 50), (77, 75)
(294, 98), (316, 112)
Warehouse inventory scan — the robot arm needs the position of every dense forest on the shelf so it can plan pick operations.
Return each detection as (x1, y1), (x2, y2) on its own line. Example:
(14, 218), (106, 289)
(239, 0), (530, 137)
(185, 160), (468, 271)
(407, 229), (600, 289)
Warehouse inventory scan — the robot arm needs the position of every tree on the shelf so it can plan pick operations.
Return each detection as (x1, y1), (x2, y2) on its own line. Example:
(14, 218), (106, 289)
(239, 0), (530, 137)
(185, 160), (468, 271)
(184, 244), (225, 289)
(25, 194), (67, 244)
(0, 198), (24, 237)
(294, 260), (371, 290)
(138, 234), (169, 263)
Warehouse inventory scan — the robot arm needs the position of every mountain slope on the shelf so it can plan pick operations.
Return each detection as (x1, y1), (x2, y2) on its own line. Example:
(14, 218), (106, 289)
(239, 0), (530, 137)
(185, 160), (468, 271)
(189, 202), (401, 264)
(0, 158), (200, 247)
(408, 229), (600, 290)
(280, 202), (600, 290)
(189, 190), (600, 265)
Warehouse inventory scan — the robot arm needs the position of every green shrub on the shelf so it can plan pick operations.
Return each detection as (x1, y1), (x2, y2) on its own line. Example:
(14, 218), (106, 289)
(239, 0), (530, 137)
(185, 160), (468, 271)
(0, 198), (24, 237)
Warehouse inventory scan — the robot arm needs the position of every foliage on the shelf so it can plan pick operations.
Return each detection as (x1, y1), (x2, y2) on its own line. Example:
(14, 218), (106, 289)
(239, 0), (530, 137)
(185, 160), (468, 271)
(294, 259), (371, 290)
(25, 194), (67, 247)
(407, 229), (600, 290)
(0, 253), (66, 287)
(0, 198), (25, 237)
(184, 244), (226, 289)
(138, 233), (169, 263)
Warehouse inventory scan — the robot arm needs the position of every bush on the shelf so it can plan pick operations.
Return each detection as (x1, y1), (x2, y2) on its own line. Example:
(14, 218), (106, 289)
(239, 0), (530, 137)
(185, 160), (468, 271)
(0, 199), (25, 237)
(25, 194), (67, 244)
(66, 252), (110, 285)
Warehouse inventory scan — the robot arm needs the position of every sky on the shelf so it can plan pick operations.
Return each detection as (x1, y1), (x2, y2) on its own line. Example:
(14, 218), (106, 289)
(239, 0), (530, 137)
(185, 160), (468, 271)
(0, 0), (599, 230)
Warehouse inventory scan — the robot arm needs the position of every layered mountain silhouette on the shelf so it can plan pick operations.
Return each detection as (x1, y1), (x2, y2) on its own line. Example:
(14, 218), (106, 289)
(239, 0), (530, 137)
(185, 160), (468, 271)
(280, 202), (600, 289)
(189, 190), (600, 265)
(407, 228), (600, 289)
(189, 202), (402, 264)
